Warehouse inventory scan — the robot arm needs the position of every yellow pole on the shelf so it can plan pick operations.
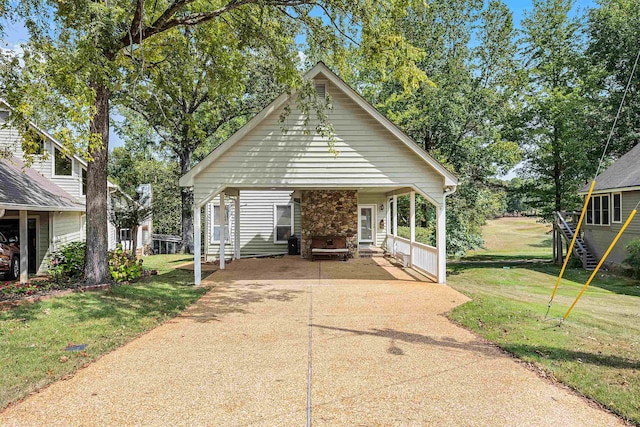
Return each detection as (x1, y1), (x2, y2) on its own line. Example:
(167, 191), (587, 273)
(548, 180), (595, 304)
(563, 209), (637, 321)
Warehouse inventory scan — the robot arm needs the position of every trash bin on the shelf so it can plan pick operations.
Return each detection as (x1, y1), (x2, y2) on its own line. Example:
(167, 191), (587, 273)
(288, 235), (300, 255)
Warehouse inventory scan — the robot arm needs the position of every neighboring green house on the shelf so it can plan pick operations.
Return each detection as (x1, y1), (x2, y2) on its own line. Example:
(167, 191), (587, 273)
(579, 143), (640, 266)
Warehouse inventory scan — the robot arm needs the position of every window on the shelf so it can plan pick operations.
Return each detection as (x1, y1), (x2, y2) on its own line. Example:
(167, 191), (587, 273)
(274, 204), (293, 243)
(120, 228), (132, 241)
(211, 204), (230, 243)
(586, 194), (611, 226)
(613, 193), (622, 223)
(81, 169), (87, 195)
(54, 147), (73, 176)
(315, 83), (326, 98)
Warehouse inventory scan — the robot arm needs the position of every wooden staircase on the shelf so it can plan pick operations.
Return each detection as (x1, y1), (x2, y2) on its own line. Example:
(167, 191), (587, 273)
(554, 212), (598, 270)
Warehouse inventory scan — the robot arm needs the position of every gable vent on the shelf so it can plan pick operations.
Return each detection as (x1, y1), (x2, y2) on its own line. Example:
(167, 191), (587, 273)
(315, 83), (326, 98)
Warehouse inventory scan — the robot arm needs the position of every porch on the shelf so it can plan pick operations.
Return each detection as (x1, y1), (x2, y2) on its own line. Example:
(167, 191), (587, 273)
(193, 187), (447, 285)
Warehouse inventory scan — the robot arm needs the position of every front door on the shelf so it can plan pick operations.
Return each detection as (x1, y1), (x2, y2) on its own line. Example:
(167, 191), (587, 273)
(358, 205), (375, 244)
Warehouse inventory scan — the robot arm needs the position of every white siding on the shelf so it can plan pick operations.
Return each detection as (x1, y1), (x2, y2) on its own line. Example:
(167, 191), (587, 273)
(205, 190), (301, 259)
(52, 212), (82, 249)
(0, 116), (87, 200)
(193, 78), (445, 206)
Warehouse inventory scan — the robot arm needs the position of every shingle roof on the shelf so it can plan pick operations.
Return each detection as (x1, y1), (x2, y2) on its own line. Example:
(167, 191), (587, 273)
(0, 156), (84, 211)
(580, 143), (640, 193)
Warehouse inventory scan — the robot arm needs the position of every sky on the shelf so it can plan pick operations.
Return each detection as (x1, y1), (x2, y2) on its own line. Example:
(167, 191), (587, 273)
(0, 0), (597, 155)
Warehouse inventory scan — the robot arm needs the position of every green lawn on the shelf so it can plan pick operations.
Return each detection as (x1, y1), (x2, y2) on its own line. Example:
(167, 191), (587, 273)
(448, 217), (640, 425)
(0, 254), (208, 410)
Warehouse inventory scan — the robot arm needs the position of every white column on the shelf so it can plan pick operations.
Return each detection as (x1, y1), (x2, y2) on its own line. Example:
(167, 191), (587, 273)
(436, 196), (446, 284)
(410, 191), (415, 267)
(234, 193), (240, 260)
(219, 191), (226, 270)
(19, 210), (28, 284)
(392, 194), (398, 256)
(193, 206), (201, 286)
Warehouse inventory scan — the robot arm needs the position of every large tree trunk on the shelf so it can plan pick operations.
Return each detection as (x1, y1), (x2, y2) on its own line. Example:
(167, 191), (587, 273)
(84, 82), (111, 285)
(179, 150), (194, 254)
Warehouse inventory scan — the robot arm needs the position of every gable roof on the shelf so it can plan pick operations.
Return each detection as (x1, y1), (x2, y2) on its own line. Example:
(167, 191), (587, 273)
(0, 99), (90, 168)
(0, 156), (85, 211)
(579, 143), (640, 194)
(180, 62), (458, 188)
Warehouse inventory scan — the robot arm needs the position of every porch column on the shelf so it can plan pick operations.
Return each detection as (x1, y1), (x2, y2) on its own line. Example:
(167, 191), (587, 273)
(19, 210), (28, 284)
(410, 191), (415, 267)
(234, 193), (240, 260)
(219, 191), (226, 270)
(436, 196), (446, 284)
(392, 194), (398, 256)
(193, 206), (201, 286)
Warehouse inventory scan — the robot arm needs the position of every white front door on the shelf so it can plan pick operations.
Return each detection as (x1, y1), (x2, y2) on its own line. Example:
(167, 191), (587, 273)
(358, 205), (375, 243)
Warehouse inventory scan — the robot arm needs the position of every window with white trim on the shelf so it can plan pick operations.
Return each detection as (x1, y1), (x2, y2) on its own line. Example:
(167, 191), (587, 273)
(586, 194), (610, 226)
(53, 147), (73, 176)
(274, 204), (294, 243)
(612, 193), (622, 223)
(120, 228), (132, 241)
(211, 204), (230, 243)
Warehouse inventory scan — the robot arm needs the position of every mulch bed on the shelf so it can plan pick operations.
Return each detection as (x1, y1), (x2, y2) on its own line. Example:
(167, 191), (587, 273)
(0, 282), (113, 311)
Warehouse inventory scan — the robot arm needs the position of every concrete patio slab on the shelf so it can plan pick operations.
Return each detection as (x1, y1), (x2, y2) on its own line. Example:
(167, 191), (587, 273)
(1, 257), (624, 426)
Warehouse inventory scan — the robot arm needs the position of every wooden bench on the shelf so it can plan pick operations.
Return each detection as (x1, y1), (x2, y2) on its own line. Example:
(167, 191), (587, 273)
(310, 236), (349, 261)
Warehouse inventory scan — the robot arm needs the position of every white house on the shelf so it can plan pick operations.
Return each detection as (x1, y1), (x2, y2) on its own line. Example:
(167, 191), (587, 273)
(0, 101), (151, 282)
(180, 63), (458, 284)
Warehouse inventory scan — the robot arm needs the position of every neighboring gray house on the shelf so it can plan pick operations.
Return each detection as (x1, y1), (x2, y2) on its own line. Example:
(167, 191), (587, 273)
(0, 101), (151, 282)
(579, 143), (640, 266)
(180, 62), (458, 284)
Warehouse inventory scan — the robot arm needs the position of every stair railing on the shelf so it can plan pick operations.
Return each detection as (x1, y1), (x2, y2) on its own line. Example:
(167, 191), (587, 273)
(555, 211), (588, 260)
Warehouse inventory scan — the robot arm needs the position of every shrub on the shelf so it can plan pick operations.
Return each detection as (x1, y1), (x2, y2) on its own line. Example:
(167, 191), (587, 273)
(108, 244), (144, 283)
(48, 242), (86, 282)
(396, 226), (436, 246)
(624, 239), (640, 279)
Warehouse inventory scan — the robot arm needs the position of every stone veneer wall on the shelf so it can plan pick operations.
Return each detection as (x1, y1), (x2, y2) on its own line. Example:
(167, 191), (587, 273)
(300, 190), (358, 258)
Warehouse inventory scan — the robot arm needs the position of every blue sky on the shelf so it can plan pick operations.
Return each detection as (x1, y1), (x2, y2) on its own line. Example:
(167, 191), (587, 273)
(1, 0), (597, 152)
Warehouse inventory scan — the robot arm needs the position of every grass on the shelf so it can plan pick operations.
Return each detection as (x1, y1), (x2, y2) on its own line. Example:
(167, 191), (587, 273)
(448, 217), (640, 425)
(465, 216), (553, 260)
(0, 254), (208, 410)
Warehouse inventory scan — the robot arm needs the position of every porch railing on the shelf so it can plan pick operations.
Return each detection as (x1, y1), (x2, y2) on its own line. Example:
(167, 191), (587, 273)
(385, 234), (438, 280)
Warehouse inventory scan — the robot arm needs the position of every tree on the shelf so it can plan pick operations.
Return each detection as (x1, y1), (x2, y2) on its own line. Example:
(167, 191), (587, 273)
(108, 191), (152, 254)
(108, 118), (181, 236)
(587, 0), (640, 157)
(115, 27), (285, 253)
(517, 0), (603, 218)
(345, 0), (521, 254)
(1, 1), (426, 284)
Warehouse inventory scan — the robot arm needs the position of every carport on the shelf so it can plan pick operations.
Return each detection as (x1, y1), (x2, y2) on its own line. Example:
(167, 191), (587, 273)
(180, 63), (458, 286)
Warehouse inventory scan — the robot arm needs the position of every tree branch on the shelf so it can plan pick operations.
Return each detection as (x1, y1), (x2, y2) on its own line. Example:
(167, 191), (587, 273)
(119, 0), (316, 50)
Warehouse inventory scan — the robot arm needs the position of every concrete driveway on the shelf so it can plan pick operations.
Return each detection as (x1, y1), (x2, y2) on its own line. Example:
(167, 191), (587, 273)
(1, 257), (623, 426)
